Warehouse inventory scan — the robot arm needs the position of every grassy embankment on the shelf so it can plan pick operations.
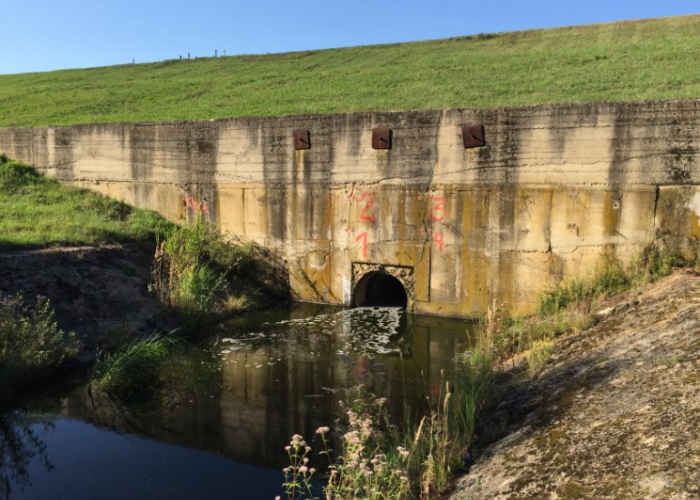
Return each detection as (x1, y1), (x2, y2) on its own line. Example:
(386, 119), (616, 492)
(1, 15), (700, 127)
(0, 155), (168, 251)
(0, 156), (282, 401)
(0, 154), (168, 400)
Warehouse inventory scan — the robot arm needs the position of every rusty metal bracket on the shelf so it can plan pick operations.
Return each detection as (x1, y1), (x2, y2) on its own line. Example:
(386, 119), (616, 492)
(372, 128), (392, 150)
(462, 125), (485, 149)
(293, 129), (311, 150)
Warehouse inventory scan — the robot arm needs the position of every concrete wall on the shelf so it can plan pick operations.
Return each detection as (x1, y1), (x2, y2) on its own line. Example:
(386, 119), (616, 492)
(2, 100), (700, 317)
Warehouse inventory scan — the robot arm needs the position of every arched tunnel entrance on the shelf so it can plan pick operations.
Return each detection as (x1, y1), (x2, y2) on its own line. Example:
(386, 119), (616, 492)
(352, 271), (408, 308)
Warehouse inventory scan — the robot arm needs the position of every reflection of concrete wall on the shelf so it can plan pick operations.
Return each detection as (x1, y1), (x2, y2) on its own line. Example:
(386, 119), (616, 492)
(2, 101), (700, 316)
(216, 313), (473, 466)
(57, 311), (474, 468)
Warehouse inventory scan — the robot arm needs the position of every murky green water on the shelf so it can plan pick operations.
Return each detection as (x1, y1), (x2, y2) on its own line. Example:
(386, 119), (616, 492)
(1, 304), (476, 500)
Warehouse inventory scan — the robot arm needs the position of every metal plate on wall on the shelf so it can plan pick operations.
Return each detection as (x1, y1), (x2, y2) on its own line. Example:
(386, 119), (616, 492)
(462, 125), (485, 149)
(293, 129), (311, 150)
(372, 128), (392, 149)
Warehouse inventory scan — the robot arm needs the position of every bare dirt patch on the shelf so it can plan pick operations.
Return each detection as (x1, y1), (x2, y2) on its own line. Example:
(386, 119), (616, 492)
(451, 270), (700, 500)
(0, 244), (173, 359)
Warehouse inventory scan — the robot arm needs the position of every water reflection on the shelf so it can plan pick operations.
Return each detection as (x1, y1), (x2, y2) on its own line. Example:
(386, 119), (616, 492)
(71, 305), (473, 467)
(8, 304), (476, 498)
(0, 412), (53, 500)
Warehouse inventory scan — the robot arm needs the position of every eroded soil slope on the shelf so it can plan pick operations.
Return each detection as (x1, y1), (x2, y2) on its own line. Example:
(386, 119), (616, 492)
(452, 270), (700, 500)
(0, 245), (169, 357)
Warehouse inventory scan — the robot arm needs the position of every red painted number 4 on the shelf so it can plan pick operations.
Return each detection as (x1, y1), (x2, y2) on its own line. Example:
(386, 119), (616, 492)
(433, 231), (444, 252)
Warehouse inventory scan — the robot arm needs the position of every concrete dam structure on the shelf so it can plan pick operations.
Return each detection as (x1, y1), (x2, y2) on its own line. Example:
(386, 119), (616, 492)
(2, 99), (700, 318)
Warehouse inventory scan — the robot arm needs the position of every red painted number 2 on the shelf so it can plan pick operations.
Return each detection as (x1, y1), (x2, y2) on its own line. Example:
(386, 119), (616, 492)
(355, 231), (368, 258)
(359, 192), (375, 222)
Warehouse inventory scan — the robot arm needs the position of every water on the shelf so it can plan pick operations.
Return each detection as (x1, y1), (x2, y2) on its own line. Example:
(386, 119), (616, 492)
(1, 304), (476, 500)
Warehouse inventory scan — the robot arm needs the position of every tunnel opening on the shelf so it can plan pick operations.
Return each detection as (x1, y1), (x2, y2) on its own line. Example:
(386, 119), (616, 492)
(353, 271), (408, 308)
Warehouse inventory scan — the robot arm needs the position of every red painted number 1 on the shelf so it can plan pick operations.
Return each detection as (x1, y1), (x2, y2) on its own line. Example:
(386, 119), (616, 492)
(355, 231), (368, 258)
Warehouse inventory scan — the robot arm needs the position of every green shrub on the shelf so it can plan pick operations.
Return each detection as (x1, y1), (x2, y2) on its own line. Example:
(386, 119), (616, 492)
(0, 294), (80, 399)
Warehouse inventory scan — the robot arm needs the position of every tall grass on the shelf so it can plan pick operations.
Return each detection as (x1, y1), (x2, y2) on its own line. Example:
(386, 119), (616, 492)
(152, 219), (256, 329)
(91, 336), (174, 406)
(152, 217), (289, 330)
(1, 15), (699, 127)
(0, 294), (80, 400)
(0, 155), (170, 250)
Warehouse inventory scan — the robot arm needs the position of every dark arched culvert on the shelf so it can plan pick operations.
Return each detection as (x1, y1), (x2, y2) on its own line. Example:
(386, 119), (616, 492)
(352, 271), (408, 308)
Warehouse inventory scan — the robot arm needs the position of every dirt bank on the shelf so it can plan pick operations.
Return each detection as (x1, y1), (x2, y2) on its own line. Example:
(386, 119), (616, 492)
(450, 270), (700, 499)
(0, 244), (172, 359)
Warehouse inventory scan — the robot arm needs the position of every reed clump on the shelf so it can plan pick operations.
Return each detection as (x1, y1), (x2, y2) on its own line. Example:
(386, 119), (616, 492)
(151, 218), (287, 331)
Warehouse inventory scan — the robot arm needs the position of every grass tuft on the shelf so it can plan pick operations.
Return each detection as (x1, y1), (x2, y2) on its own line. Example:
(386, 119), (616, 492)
(152, 218), (288, 331)
(92, 336), (174, 405)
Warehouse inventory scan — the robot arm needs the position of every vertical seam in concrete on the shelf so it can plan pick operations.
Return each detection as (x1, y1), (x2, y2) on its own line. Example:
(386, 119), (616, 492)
(652, 184), (660, 236)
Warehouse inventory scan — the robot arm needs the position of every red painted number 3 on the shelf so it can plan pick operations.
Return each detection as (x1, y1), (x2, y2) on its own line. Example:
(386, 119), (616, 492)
(429, 197), (446, 222)
(359, 192), (375, 222)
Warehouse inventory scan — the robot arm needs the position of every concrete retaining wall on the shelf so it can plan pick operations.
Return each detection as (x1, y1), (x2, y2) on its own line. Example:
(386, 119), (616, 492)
(2, 100), (700, 317)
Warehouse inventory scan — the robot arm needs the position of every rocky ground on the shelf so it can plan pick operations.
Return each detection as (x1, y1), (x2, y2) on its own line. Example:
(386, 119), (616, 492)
(450, 270), (700, 500)
(0, 244), (172, 359)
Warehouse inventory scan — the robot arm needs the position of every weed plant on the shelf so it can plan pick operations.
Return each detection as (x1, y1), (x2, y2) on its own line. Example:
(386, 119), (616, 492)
(281, 389), (412, 500)
(0, 156), (170, 250)
(281, 367), (495, 500)
(0, 294), (79, 400)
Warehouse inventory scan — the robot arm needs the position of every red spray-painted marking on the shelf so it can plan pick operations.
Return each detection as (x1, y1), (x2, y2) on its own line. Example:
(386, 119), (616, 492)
(429, 196), (446, 222)
(359, 192), (375, 222)
(355, 231), (368, 258)
(184, 196), (209, 213)
(432, 231), (444, 252)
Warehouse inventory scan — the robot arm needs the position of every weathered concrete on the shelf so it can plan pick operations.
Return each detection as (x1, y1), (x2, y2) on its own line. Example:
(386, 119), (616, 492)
(2, 100), (700, 317)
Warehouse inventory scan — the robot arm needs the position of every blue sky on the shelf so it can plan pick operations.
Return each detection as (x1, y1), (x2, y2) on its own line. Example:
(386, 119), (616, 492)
(3, 0), (699, 75)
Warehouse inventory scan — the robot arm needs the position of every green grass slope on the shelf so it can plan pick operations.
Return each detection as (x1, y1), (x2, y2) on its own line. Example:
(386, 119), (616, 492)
(1, 15), (699, 127)
(0, 155), (170, 250)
